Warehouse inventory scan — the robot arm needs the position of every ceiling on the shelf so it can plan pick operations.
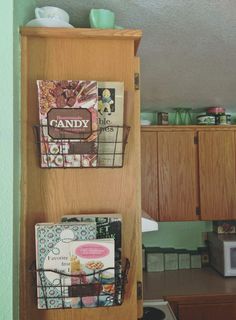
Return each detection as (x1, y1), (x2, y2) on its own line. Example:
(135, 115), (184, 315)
(35, 0), (236, 112)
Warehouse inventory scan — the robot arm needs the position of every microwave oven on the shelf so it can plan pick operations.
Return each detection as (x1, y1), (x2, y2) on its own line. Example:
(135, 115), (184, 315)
(208, 232), (236, 276)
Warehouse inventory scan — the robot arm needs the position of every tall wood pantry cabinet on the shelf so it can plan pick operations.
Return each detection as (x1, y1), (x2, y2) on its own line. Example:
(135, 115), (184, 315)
(20, 28), (142, 320)
(141, 126), (236, 221)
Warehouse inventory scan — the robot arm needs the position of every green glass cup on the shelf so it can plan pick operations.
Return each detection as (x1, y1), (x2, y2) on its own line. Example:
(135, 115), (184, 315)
(89, 9), (115, 29)
(182, 108), (192, 125)
(173, 108), (183, 125)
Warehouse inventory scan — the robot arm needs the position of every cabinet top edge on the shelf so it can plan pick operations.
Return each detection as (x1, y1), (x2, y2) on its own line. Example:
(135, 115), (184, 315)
(141, 125), (236, 132)
(20, 27), (142, 50)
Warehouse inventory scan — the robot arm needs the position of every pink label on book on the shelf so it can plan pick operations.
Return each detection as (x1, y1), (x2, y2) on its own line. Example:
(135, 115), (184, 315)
(75, 243), (110, 259)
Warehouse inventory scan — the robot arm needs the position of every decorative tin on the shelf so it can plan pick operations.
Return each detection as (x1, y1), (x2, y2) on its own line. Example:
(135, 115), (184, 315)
(177, 249), (190, 269)
(190, 250), (202, 269)
(213, 220), (236, 234)
(158, 112), (169, 125)
(145, 247), (164, 272)
(163, 249), (178, 271)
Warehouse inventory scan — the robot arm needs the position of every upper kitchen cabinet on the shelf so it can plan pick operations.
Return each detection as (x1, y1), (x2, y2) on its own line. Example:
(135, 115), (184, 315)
(141, 131), (158, 220)
(158, 131), (198, 221)
(141, 128), (198, 221)
(199, 130), (236, 220)
(141, 126), (236, 222)
(20, 28), (142, 320)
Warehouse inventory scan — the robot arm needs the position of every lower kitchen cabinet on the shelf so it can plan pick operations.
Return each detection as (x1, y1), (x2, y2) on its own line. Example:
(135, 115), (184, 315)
(178, 302), (236, 320)
(143, 267), (236, 320)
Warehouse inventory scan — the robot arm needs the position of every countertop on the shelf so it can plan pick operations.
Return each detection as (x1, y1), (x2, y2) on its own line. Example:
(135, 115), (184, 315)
(143, 267), (236, 300)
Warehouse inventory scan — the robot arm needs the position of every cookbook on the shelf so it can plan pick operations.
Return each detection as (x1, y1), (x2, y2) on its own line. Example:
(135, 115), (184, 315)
(69, 239), (115, 308)
(37, 80), (98, 168)
(97, 82), (124, 167)
(35, 222), (96, 309)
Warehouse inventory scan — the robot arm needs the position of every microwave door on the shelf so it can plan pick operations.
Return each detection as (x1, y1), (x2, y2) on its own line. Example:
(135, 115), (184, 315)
(224, 242), (236, 276)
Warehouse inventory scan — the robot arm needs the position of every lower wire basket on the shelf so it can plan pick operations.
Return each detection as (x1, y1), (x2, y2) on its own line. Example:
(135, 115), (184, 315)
(30, 258), (130, 309)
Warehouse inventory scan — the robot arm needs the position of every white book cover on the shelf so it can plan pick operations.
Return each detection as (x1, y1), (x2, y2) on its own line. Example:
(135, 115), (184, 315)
(97, 82), (124, 167)
(35, 222), (96, 309)
(69, 239), (115, 308)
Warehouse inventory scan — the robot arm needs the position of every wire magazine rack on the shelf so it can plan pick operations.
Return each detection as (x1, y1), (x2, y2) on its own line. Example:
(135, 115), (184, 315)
(32, 125), (130, 168)
(30, 258), (130, 310)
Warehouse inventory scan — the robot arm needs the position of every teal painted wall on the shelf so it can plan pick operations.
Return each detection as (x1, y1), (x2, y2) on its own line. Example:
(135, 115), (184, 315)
(142, 221), (212, 250)
(0, 1), (14, 319)
(0, 1), (34, 320)
(141, 111), (236, 125)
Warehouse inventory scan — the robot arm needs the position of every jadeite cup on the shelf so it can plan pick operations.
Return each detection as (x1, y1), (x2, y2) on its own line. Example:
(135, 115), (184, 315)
(89, 9), (115, 29)
(35, 6), (70, 23)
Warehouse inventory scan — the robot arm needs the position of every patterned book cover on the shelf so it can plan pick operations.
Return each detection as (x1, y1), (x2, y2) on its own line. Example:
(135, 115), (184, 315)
(61, 214), (122, 305)
(61, 214), (121, 261)
(35, 222), (96, 309)
(69, 239), (115, 308)
(97, 82), (124, 167)
(37, 80), (98, 168)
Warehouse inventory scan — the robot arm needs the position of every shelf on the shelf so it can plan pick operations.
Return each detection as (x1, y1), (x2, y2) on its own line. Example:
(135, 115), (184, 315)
(141, 125), (236, 132)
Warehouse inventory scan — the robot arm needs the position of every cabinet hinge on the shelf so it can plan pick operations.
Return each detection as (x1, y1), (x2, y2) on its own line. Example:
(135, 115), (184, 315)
(194, 136), (198, 144)
(134, 73), (140, 90)
(137, 281), (143, 300)
(196, 207), (201, 216)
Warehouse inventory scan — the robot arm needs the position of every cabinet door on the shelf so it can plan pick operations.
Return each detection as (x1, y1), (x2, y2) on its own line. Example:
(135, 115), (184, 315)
(141, 131), (158, 220)
(21, 29), (142, 320)
(158, 131), (198, 221)
(199, 131), (236, 220)
(179, 302), (236, 320)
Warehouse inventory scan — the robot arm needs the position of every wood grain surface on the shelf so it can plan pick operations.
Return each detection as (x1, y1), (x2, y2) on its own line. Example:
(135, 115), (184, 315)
(141, 132), (158, 220)
(199, 130), (236, 220)
(158, 131), (198, 221)
(20, 28), (142, 320)
(178, 302), (236, 320)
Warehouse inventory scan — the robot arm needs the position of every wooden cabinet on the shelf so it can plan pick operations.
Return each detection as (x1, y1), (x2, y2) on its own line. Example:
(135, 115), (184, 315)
(144, 268), (236, 319)
(199, 131), (236, 220)
(178, 302), (236, 320)
(158, 131), (198, 221)
(141, 126), (236, 221)
(20, 28), (142, 320)
(141, 132), (158, 220)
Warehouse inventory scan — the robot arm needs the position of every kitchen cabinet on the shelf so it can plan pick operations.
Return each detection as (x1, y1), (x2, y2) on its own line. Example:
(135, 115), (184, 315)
(158, 131), (198, 221)
(143, 268), (236, 320)
(178, 302), (236, 320)
(20, 28), (142, 320)
(141, 126), (236, 221)
(141, 132), (158, 220)
(199, 130), (236, 220)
